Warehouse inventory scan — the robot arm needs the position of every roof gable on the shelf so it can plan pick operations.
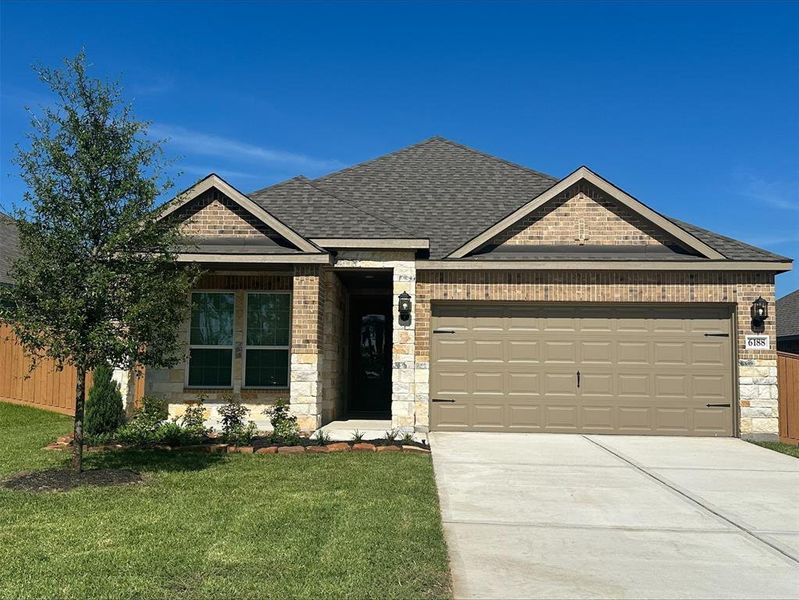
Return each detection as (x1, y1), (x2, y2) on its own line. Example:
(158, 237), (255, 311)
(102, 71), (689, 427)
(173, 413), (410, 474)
(160, 174), (321, 254)
(449, 166), (725, 260)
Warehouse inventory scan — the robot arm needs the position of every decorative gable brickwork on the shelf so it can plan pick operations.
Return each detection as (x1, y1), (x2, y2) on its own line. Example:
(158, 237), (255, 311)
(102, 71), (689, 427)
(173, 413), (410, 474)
(174, 189), (286, 241)
(489, 182), (686, 249)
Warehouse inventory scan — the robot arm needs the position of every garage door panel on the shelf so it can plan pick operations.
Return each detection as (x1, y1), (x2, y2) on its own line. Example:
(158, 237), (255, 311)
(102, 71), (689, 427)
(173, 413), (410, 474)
(473, 371), (504, 394)
(508, 340), (541, 363)
(431, 304), (733, 436)
(692, 342), (727, 366)
(473, 340), (504, 362)
(581, 341), (613, 364)
(654, 342), (689, 366)
(581, 406), (614, 428)
(472, 404), (505, 429)
(508, 372), (541, 395)
(507, 404), (543, 429)
(544, 341), (577, 364)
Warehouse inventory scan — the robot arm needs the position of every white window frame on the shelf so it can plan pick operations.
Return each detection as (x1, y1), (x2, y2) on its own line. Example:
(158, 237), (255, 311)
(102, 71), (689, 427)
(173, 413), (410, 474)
(186, 290), (236, 389)
(243, 291), (292, 390)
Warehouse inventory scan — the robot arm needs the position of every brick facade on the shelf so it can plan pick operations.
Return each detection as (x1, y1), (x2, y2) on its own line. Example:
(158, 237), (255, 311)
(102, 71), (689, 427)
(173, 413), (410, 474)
(491, 181), (684, 249)
(175, 189), (286, 242)
(414, 270), (778, 436)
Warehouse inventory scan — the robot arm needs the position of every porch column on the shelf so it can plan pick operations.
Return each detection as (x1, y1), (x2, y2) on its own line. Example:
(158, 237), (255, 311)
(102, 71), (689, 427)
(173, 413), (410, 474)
(290, 265), (324, 431)
(391, 260), (416, 431)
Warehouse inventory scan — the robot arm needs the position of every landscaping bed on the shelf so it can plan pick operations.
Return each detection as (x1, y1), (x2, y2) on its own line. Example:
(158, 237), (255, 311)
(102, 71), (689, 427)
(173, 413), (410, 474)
(1, 401), (452, 600)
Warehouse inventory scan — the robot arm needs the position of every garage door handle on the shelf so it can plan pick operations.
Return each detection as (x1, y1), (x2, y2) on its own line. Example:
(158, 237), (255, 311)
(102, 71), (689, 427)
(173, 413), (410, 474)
(704, 333), (729, 337)
(433, 328), (456, 334)
(576, 371), (581, 388)
(705, 403), (731, 408)
(432, 398), (456, 403)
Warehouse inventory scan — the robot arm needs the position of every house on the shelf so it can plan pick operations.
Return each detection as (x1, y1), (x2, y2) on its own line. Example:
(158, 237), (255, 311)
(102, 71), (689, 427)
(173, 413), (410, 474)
(777, 289), (799, 354)
(143, 137), (791, 439)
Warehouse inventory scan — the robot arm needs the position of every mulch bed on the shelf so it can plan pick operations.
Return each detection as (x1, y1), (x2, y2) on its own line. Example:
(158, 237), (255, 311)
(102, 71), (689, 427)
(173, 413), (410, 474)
(2, 468), (143, 493)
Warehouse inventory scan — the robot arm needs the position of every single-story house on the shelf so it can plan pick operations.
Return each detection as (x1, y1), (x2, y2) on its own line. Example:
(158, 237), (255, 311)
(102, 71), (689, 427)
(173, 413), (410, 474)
(141, 137), (791, 439)
(777, 289), (799, 354)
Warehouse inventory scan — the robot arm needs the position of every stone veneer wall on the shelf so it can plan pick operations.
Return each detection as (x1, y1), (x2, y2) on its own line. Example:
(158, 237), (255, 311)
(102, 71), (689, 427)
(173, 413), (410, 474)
(414, 270), (778, 436)
(336, 251), (417, 431)
(491, 181), (684, 249)
(289, 265), (324, 431)
(146, 272), (293, 429)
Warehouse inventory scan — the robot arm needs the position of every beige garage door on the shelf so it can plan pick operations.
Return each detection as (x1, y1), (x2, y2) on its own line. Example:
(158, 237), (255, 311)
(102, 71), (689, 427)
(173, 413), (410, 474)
(430, 304), (734, 436)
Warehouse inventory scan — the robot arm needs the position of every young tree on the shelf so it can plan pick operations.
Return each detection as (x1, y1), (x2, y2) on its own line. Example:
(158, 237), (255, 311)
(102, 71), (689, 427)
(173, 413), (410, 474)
(0, 52), (197, 471)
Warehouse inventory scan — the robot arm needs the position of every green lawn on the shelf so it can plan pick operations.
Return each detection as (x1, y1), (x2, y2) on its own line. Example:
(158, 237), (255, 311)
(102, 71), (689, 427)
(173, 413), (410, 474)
(0, 402), (451, 600)
(750, 440), (799, 458)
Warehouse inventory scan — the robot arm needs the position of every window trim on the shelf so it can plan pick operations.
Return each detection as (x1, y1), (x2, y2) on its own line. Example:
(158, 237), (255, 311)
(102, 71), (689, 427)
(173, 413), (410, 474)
(243, 290), (292, 390)
(186, 290), (236, 389)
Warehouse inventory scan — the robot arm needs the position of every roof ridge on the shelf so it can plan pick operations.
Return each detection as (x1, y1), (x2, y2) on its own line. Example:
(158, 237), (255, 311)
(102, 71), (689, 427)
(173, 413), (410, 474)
(433, 137), (559, 182)
(300, 178), (418, 237)
(313, 136), (456, 183)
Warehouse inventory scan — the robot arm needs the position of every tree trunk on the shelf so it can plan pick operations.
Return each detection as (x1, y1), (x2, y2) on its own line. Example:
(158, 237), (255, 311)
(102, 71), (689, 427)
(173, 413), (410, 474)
(71, 365), (87, 472)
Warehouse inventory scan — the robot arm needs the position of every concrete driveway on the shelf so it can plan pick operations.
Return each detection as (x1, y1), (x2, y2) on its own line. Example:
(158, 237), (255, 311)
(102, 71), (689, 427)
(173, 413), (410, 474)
(430, 433), (799, 599)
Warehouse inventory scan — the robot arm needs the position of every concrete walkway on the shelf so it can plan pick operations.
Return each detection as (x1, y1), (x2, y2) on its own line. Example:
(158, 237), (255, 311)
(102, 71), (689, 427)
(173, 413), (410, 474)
(430, 433), (799, 599)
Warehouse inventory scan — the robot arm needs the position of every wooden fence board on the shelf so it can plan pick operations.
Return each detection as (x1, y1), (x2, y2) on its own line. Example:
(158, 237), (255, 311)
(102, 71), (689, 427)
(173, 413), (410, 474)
(777, 351), (799, 445)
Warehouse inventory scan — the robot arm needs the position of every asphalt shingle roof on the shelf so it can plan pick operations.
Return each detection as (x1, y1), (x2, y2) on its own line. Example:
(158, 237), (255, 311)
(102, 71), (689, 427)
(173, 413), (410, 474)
(247, 137), (789, 262)
(250, 176), (411, 240)
(0, 212), (20, 285)
(777, 289), (799, 339)
(311, 137), (558, 258)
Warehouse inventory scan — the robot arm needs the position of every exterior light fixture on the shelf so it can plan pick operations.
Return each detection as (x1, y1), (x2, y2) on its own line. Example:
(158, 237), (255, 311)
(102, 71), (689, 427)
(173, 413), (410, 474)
(750, 296), (768, 333)
(398, 291), (412, 325)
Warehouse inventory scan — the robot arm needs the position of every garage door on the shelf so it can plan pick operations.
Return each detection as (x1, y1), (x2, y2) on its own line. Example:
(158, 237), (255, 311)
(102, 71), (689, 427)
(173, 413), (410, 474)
(430, 304), (734, 436)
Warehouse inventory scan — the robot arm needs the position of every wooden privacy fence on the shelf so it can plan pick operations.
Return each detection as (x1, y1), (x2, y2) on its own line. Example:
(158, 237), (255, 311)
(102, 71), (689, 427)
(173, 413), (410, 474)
(0, 323), (145, 416)
(777, 351), (799, 445)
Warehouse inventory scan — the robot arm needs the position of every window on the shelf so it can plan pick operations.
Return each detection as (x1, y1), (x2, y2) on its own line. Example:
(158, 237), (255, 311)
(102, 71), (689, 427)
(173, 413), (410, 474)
(245, 292), (290, 388)
(187, 292), (234, 387)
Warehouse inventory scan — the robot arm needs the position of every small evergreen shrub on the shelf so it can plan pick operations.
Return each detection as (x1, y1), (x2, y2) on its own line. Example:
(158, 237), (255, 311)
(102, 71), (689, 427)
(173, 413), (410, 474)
(264, 399), (299, 445)
(314, 429), (331, 445)
(218, 394), (257, 445)
(85, 364), (125, 436)
(350, 429), (365, 443)
(178, 396), (209, 442)
(401, 432), (415, 444)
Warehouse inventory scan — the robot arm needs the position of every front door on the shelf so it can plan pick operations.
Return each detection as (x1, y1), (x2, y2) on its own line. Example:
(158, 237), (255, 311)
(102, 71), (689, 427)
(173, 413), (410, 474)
(348, 295), (392, 416)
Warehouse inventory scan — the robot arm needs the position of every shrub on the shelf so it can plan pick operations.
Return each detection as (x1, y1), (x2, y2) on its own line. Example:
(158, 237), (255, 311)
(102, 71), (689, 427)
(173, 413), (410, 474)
(218, 394), (257, 446)
(401, 432), (415, 444)
(264, 399), (299, 445)
(178, 396), (209, 441)
(114, 395), (168, 445)
(384, 429), (398, 442)
(154, 422), (190, 446)
(350, 429), (365, 443)
(85, 364), (125, 436)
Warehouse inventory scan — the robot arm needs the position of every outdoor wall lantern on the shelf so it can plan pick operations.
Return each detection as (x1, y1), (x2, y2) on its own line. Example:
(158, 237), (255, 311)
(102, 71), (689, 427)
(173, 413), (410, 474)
(750, 296), (768, 332)
(398, 292), (412, 325)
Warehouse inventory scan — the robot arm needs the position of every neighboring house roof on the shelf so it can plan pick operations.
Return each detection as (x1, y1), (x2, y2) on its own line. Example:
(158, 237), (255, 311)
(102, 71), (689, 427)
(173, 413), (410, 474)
(0, 212), (20, 285)
(777, 289), (799, 339)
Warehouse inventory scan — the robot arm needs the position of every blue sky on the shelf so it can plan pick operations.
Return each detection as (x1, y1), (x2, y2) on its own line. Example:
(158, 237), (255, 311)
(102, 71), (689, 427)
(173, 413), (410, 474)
(1, 1), (797, 295)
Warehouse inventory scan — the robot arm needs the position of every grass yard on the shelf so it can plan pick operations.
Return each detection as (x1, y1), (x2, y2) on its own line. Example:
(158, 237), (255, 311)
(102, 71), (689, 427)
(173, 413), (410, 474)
(750, 440), (799, 458)
(0, 402), (451, 600)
